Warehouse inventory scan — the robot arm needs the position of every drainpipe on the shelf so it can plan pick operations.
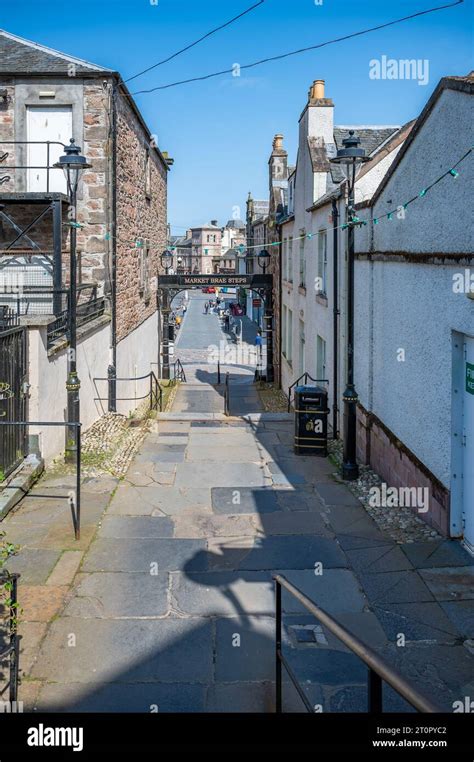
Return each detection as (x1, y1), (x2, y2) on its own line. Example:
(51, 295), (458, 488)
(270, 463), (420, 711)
(332, 197), (339, 438)
(278, 222), (283, 389)
(108, 82), (118, 412)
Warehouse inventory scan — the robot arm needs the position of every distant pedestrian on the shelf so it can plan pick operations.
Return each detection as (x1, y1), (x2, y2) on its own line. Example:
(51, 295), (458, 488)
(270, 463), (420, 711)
(204, 301), (209, 314)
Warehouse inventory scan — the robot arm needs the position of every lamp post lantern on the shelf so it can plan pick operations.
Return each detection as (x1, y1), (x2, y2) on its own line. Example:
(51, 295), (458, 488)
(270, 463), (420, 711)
(257, 248), (270, 274)
(330, 130), (369, 481)
(160, 250), (174, 380)
(54, 139), (91, 463)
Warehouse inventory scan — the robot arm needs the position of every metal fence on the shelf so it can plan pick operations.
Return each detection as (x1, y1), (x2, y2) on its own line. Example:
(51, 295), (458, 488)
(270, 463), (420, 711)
(0, 325), (27, 479)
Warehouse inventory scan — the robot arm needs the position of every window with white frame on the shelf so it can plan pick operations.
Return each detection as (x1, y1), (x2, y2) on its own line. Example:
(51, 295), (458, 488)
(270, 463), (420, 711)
(316, 334), (326, 380)
(317, 229), (327, 296)
(282, 305), (287, 357)
(288, 237), (293, 283)
(287, 308), (293, 364)
(299, 233), (305, 288)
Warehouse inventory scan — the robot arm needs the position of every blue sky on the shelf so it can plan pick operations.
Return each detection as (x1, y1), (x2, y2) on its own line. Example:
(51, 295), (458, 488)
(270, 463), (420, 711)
(2, 0), (472, 231)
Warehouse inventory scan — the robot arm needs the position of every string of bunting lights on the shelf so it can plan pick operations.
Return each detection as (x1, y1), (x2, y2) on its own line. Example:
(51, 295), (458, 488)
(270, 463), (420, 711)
(111, 145), (471, 254)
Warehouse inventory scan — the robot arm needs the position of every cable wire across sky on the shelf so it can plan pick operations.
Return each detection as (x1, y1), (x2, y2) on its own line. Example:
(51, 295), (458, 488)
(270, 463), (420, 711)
(129, 0), (464, 95)
(123, 0), (265, 84)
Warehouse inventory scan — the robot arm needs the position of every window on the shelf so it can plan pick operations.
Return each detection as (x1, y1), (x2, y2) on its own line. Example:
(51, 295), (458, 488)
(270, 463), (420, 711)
(317, 230), (327, 296)
(139, 245), (151, 302)
(282, 305), (287, 357)
(287, 308), (293, 364)
(282, 239), (287, 282)
(299, 232), (305, 288)
(288, 237), (293, 283)
(207, 235), (210, 243)
(299, 320), (305, 375)
(316, 335), (326, 380)
(145, 150), (151, 197)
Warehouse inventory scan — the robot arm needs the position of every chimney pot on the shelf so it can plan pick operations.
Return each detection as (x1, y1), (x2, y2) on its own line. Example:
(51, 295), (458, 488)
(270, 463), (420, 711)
(272, 133), (284, 151)
(309, 79), (325, 100)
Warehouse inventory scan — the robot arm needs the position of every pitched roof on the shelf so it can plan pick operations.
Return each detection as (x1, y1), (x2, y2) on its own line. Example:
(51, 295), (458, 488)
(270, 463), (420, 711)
(0, 29), (113, 74)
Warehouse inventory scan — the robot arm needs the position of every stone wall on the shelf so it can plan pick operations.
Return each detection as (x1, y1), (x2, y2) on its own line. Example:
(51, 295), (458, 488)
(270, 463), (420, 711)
(357, 404), (450, 536)
(115, 92), (167, 342)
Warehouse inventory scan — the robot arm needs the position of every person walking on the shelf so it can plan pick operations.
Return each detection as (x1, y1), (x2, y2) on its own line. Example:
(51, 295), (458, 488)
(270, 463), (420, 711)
(204, 301), (209, 314)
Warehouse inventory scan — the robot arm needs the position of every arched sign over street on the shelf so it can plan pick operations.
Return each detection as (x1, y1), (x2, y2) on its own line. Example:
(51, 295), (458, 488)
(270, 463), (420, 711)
(157, 272), (274, 383)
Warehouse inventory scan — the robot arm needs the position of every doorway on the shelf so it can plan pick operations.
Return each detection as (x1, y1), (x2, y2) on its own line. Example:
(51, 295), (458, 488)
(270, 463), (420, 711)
(26, 105), (72, 193)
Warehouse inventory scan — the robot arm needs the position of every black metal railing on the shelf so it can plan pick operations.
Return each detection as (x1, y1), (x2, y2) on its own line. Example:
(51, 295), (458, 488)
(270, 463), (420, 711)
(94, 371), (163, 413)
(171, 358), (186, 384)
(0, 141), (66, 193)
(224, 372), (230, 416)
(274, 574), (441, 714)
(47, 290), (106, 349)
(0, 306), (20, 332)
(0, 420), (81, 539)
(0, 571), (20, 705)
(287, 372), (329, 412)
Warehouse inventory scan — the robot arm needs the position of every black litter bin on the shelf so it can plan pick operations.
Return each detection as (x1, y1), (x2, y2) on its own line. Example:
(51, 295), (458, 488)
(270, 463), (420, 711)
(168, 323), (175, 342)
(294, 384), (328, 456)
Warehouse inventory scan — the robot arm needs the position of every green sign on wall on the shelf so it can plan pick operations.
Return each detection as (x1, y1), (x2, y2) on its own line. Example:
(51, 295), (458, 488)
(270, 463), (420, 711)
(466, 361), (474, 395)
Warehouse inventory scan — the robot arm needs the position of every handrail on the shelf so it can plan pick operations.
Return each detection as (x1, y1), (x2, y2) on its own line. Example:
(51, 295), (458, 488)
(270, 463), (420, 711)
(94, 371), (163, 412)
(273, 573), (441, 714)
(173, 358), (187, 383)
(287, 372), (329, 412)
(224, 372), (230, 416)
(0, 141), (66, 193)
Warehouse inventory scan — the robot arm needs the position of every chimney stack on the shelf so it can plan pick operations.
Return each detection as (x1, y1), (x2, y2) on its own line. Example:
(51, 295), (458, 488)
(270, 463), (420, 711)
(309, 79), (325, 100)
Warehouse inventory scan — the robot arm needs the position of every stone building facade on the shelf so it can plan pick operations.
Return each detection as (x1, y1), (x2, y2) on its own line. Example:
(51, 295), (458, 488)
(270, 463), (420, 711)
(0, 29), (170, 460)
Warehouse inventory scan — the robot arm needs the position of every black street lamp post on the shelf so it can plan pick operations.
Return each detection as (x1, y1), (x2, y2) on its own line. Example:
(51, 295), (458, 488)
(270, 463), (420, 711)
(160, 250), (174, 380)
(54, 139), (91, 463)
(257, 249), (274, 383)
(330, 131), (369, 481)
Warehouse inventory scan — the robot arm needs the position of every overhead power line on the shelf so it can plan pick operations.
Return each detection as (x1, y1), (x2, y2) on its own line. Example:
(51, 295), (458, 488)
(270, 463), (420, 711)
(124, 0), (265, 84)
(129, 0), (464, 95)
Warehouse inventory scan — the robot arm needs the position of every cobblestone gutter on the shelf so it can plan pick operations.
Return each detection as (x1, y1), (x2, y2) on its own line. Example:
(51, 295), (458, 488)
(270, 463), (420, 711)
(328, 438), (441, 544)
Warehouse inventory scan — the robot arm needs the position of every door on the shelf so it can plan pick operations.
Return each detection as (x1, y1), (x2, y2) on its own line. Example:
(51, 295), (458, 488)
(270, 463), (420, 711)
(463, 335), (474, 553)
(26, 106), (72, 193)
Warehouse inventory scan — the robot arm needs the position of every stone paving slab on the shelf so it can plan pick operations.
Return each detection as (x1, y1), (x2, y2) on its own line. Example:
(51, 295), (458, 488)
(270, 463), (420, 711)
(19, 584), (68, 622)
(280, 569), (367, 616)
(214, 616), (275, 682)
(206, 682), (274, 713)
(418, 567), (474, 601)
(18, 621), (47, 676)
(82, 537), (208, 573)
(253, 510), (332, 536)
(439, 601), (474, 638)
(315, 483), (362, 507)
(345, 545), (414, 574)
(171, 571), (275, 616)
(212, 487), (280, 514)
(358, 570), (435, 605)
(173, 514), (256, 539)
(47, 550), (83, 586)
(186, 446), (261, 463)
(372, 601), (461, 644)
(175, 462), (267, 488)
(98, 515), (174, 538)
(31, 617), (214, 683)
(63, 572), (169, 617)
(206, 535), (348, 571)
(401, 540), (474, 569)
(6, 548), (62, 584)
(36, 681), (207, 713)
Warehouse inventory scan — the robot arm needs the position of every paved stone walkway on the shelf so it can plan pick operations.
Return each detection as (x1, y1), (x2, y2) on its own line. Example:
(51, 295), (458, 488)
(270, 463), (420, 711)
(7, 411), (473, 713)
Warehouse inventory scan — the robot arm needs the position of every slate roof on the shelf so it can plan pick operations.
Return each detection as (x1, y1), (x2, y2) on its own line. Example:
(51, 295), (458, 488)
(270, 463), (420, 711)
(328, 126), (399, 183)
(0, 29), (113, 74)
(225, 219), (245, 229)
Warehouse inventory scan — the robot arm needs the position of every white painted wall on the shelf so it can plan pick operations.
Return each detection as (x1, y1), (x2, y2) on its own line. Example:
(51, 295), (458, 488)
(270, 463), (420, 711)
(28, 321), (110, 463)
(116, 311), (159, 416)
(27, 310), (159, 463)
(354, 85), (474, 489)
